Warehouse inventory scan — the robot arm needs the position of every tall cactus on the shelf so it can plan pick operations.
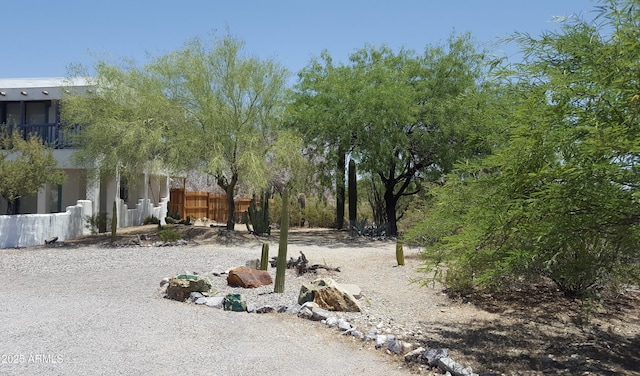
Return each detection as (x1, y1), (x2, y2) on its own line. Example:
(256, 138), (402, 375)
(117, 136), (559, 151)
(396, 239), (405, 266)
(274, 189), (289, 293)
(247, 191), (271, 235)
(260, 243), (269, 270)
(348, 159), (357, 232)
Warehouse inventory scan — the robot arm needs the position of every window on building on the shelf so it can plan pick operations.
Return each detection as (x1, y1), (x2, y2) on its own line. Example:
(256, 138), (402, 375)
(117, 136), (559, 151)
(5, 102), (21, 125)
(25, 101), (48, 124)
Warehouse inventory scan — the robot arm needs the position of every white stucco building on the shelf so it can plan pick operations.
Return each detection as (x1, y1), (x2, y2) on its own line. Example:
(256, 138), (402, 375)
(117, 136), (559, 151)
(0, 77), (170, 246)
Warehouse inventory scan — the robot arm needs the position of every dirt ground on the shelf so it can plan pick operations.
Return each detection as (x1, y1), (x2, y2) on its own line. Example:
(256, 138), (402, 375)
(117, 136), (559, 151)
(66, 223), (640, 375)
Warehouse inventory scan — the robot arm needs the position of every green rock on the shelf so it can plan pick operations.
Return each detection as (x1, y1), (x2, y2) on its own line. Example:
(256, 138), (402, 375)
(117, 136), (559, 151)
(176, 274), (199, 281)
(223, 293), (247, 312)
(166, 275), (213, 301)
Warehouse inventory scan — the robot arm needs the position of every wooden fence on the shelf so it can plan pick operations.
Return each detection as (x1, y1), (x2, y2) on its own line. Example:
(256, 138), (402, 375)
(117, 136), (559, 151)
(169, 189), (252, 224)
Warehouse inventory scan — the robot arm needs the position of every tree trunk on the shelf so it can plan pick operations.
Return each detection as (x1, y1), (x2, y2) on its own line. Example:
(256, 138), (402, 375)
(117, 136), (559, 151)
(348, 159), (357, 231)
(384, 183), (398, 237)
(274, 188), (289, 293)
(225, 186), (235, 230)
(217, 173), (238, 231)
(367, 179), (386, 225)
(336, 150), (346, 230)
(111, 201), (118, 243)
(5, 198), (16, 215)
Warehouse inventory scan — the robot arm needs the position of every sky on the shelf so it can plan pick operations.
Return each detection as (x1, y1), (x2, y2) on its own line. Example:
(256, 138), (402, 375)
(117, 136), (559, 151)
(2, 0), (599, 85)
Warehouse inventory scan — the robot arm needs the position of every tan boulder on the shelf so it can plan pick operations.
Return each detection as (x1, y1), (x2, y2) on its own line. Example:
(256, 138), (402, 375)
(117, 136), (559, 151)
(227, 266), (273, 288)
(298, 278), (361, 312)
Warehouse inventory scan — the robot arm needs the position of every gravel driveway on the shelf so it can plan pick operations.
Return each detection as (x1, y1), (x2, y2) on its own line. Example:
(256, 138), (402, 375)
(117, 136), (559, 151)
(0, 240), (410, 376)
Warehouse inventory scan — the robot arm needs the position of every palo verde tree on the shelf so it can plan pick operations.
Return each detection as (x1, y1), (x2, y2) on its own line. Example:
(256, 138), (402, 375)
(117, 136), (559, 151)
(62, 60), (179, 193)
(0, 130), (66, 214)
(151, 35), (289, 230)
(63, 34), (290, 231)
(289, 54), (358, 229)
(409, 0), (640, 297)
(291, 33), (489, 236)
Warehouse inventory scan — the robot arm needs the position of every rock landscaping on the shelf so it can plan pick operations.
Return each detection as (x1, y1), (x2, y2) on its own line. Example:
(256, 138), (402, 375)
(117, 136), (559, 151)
(55, 225), (640, 375)
(160, 267), (482, 376)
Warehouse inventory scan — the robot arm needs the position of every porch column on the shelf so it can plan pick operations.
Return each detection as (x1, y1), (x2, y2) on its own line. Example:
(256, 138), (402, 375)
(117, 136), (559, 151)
(144, 172), (149, 202)
(36, 186), (47, 214)
(114, 169), (122, 228)
(86, 177), (100, 218)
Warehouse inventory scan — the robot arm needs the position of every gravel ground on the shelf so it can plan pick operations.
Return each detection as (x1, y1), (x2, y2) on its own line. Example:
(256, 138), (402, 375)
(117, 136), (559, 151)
(6, 227), (636, 375)
(0, 236), (416, 376)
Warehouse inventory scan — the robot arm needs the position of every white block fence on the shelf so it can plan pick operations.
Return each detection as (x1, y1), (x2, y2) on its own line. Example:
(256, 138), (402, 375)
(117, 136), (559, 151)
(0, 196), (168, 249)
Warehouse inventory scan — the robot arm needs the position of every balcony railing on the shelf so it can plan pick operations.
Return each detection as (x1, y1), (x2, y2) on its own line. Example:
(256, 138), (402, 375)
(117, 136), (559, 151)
(1, 123), (79, 149)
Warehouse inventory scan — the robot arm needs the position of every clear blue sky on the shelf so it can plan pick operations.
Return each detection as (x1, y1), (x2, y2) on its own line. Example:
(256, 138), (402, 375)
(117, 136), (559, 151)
(2, 0), (598, 85)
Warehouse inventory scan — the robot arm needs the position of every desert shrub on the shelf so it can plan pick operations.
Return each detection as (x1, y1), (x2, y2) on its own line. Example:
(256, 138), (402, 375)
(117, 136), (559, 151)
(271, 194), (334, 228)
(306, 196), (335, 228)
(85, 212), (109, 234)
(166, 208), (180, 221)
(158, 227), (182, 242)
(143, 216), (160, 225)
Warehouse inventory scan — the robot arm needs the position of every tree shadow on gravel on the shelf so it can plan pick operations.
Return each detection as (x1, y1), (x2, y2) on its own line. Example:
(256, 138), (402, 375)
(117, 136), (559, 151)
(60, 225), (392, 249)
(420, 283), (640, 375)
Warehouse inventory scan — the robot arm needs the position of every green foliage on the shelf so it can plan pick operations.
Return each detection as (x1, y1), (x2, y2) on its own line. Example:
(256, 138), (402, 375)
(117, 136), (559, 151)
(246, 191), (271, 235)
(0, 130), (66, 214)
(153, 34), (290, 230)
(271, 194), (334, 228)
(304, 199), (335, 228)
(409, 0), (640, 298)
(143, 216), (160, 225)
(158, 227), (182, 242)
(62, 60), (177, 186)
(63, 32), (292, 231)
(84, 212), (109, 234)
(289, 33), (491, 235)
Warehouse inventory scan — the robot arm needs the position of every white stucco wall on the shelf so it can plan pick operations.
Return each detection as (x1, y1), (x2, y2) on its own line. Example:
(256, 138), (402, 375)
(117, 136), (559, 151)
(0, 200), (91, 248)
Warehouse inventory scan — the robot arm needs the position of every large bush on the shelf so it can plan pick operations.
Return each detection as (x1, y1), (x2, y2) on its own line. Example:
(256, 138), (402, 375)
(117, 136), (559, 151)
(408, 0), (640, 298)
(270, 194), (335, 228)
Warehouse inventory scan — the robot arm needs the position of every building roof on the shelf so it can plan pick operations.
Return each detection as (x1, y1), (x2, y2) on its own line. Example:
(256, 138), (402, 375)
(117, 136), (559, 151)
(0, 77), (91, 89)
(0, 77), (92, 101)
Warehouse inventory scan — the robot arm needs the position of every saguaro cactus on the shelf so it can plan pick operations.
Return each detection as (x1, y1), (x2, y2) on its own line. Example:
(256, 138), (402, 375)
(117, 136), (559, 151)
(247, 191), (271, 235)
(396, 239), (405, 266)
(260, 243), (269, 270)
(348, 159), (357, 232)
(274, 189), (289, 293)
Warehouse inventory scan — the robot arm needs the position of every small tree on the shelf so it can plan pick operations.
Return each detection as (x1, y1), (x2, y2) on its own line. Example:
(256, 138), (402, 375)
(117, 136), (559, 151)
(0, 131), (66, 214)
(151, 34), (290, 231)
